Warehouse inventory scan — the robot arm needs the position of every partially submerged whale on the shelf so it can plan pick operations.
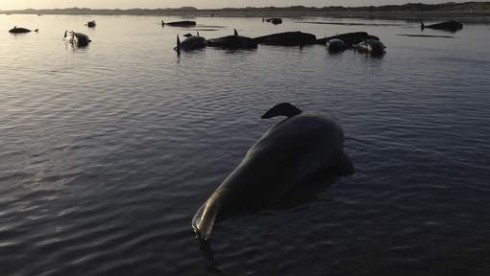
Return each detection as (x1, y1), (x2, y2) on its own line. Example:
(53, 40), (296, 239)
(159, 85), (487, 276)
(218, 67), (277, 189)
(175, 32), (207, 53)
(326, 38), (346, 52)
(86, 20), (96, 28)
(192, 103), (354, 240)
(266, 18), (283, 25)
(162, 20), (196, 27)
(207, 29), (257, 49)
(421, 20), (463, 32)
(316, 32), (379, 47)
(355, 39), (386, 55)
(254, 31), (317, 46)
(9, 26), (37, 34)
(65, 31), (91, 47)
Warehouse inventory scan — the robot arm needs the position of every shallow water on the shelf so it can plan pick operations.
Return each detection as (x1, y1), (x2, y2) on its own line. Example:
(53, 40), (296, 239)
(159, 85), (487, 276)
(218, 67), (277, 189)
(1, 14), (490, 275)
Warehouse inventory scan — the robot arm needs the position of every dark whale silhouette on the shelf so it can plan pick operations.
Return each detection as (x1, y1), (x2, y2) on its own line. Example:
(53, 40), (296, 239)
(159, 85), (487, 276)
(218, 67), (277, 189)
(355, 39), (386, 55)
(162, 20), (196, 27)
(9, 26), (37, 34)
(316, 32), (379, 47)
(86, 20), (96, 28)
(207, 29), (257, 49)
(175, 32), (207, 53)
(254, 31), (317, 46)
(265, 18), (283, 25)
(65, 31), (91, 47)
(421, 21), (463, 32)
(192, 103), (354, 240)
(326, 38), (347, 52)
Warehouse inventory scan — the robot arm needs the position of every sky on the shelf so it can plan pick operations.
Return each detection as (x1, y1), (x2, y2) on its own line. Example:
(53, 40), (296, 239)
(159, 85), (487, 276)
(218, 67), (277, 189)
(0, 0), (481, 10)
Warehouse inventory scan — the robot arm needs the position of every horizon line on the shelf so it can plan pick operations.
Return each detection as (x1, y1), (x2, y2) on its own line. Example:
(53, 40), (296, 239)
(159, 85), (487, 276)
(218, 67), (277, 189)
(2, 1), (489, 12)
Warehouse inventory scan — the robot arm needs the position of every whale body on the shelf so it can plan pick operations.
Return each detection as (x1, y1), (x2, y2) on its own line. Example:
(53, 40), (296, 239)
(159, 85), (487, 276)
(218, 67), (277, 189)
(207, 29), (257, 49)
(86, 20), (96, 28)
(175, 32), (207, 53)
(254, 31), (317, 46)
(355, 39), (386, 55)
(192, 103), (354, 240)
(162, 20), (196, 27)
(421, 21), (463, 32)
(316, 32), (379, 47)
(9, 26), (35, 34)
(326, 39), (346, 52)
(65, 31), (91, 47)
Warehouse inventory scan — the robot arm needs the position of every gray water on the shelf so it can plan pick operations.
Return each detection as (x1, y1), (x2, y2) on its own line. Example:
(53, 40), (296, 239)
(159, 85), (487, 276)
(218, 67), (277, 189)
(1, 14), (490, 275)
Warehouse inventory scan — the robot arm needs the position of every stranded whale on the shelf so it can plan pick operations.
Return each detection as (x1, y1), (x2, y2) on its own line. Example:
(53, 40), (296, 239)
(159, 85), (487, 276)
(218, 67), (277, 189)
(175, 32), (207, 53)
(207, 29), (257, 49)
(192, 103), (354, 240)
(64, 31), (91, 47)
(9, 26), (38, 34)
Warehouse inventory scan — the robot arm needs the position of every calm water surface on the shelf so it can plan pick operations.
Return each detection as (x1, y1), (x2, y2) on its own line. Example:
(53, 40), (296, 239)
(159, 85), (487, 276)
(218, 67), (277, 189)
(1, 14), (490, 275)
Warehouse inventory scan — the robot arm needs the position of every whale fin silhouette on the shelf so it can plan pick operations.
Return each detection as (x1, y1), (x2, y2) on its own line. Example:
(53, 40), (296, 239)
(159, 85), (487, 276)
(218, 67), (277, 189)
(261, 103), (303, 119)
(192, 190), (224, 240)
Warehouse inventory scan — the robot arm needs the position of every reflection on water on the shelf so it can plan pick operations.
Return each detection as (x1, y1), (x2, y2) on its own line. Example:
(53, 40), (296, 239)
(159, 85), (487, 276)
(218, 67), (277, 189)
(1, 14), (490, 276)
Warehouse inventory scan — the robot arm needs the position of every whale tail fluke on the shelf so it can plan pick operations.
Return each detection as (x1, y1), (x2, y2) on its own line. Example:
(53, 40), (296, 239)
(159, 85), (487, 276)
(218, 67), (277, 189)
(192, 190), (224, 241)
(261, 102), (303, 119)
(161, 20), (165, 26)
(421, 22), (425, 31)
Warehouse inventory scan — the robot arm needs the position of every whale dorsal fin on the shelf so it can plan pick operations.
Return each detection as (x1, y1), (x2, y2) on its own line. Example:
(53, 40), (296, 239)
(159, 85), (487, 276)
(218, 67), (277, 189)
(261, 103), (302, 119)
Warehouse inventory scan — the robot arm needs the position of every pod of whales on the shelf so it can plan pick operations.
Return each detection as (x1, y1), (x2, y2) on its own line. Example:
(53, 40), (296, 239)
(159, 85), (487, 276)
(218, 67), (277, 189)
(207, 29), (257, 49)
(192, 103), (354, 240)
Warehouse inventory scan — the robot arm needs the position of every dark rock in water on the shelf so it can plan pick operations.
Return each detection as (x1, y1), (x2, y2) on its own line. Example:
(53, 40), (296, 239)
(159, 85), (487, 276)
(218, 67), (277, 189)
(266, 18), (283, 25)
(316, 32), (376, 47)
(9, 26), (32, 34)
(207, 30), (257, 49)
(254, 31), (316, 46)
(162, 20), (196, 27)
(421, 21), (463, 32)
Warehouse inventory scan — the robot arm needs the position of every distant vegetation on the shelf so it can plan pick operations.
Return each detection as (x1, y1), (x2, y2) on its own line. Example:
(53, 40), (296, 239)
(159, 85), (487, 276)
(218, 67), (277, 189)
(2, 2), (490, 15)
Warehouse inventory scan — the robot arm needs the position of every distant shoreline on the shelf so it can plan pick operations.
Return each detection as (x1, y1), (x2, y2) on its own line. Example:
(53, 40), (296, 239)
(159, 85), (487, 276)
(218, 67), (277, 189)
(2, 2), (490, 23)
